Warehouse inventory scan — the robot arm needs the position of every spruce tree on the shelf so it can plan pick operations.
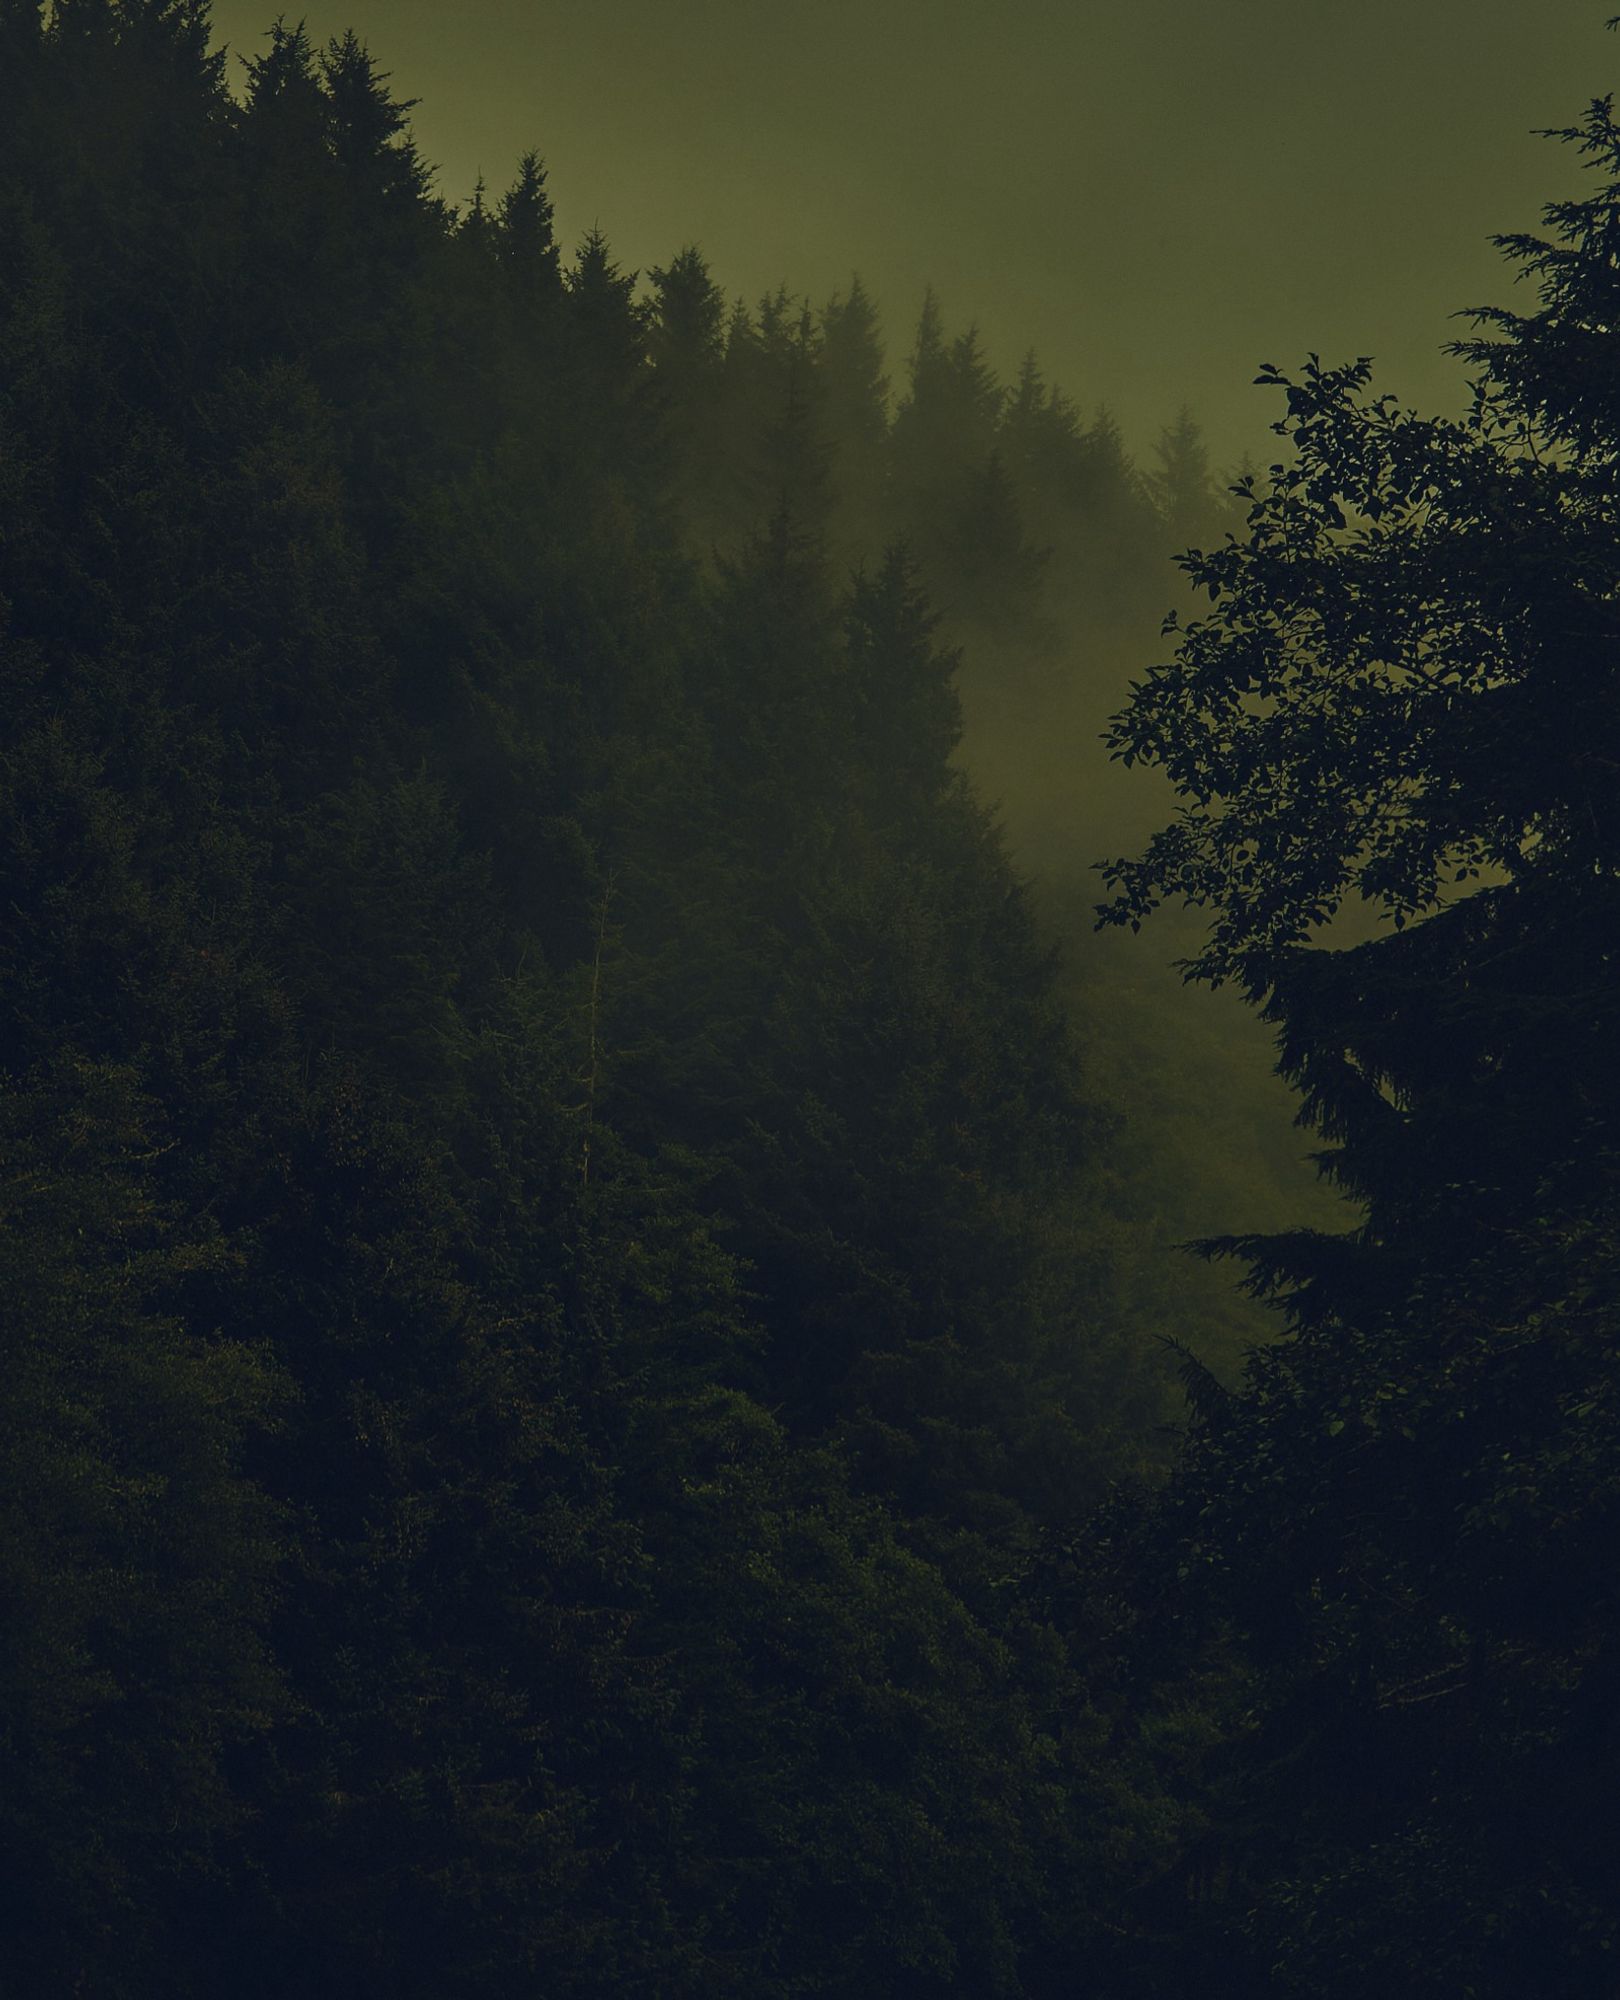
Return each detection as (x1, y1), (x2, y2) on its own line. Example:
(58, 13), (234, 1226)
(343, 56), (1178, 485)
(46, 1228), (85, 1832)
(1099, 94), (1620, 2000)
(818, 273), (891, 546)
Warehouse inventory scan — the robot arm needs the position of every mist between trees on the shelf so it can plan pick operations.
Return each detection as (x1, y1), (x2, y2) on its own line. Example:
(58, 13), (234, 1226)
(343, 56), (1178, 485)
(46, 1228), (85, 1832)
(637, 240), (1348, 1385)
(3, 5), (1616, 1996)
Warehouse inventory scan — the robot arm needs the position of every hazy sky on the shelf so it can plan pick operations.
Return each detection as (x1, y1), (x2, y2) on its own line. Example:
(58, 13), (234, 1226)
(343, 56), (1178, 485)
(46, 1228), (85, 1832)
(209, 0), (1611, 465)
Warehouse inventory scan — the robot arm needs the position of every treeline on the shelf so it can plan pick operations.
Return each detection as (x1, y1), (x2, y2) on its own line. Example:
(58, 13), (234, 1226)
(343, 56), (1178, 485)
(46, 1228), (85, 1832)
(6, 3), (1614, 1995)
(642, 251), (1219, 646)
(0, 7), (1174, 1994)
(637, 174), (1302, 1389)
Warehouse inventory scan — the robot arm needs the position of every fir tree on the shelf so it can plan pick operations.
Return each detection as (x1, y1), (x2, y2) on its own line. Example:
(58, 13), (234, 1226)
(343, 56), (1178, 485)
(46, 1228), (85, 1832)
(1100, 95), (1620, 2000)
(495, 149), (561, 308)
(818, 273), (890, 545)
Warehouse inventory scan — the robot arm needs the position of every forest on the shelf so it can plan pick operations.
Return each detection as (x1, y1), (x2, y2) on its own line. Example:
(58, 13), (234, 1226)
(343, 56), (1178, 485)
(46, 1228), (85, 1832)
(0, 3), (1616, 1994)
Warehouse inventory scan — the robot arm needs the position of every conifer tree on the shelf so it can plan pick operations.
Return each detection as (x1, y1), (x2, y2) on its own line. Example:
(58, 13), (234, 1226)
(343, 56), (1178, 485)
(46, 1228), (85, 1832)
(0, 12), (1183, 1992)
(0, 1057), (283, 1996)
(647, 243), (727, 385)
(1145, 405), (1226, 552)
(938, 447), (1048, 632)
(235, 19), (333, 345)
(890, 296), (1020, 606)
(496, 149), (561, 307)
(818, 273), (890, 544)
(561, 226), (654, 492)
(647, 244), (732, 537)
(1099, 93), (1620, 2000)
(320, 30), (431, 208)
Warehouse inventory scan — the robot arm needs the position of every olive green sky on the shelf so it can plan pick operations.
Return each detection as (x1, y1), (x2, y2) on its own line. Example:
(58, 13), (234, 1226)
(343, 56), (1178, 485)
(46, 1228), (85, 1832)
(210, 0), (1610, 464)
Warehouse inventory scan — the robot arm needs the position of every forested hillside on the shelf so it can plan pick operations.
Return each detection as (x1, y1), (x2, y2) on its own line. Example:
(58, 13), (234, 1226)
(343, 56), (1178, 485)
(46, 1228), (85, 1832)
(0, 7), (1178, 1991)
(632, 195), (1336, 1384)
(3, 4), (1615, 1996)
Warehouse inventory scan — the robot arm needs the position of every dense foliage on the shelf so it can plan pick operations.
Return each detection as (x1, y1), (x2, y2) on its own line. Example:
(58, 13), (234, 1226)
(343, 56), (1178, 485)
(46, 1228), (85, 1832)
(0, 4), (1192, 1992)
(1097, 84), (1620, 2000)
(11, 4), (1614, 1995)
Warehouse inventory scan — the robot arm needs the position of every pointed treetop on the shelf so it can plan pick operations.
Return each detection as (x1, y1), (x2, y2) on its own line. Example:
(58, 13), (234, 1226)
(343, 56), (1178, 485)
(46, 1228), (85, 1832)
(946, 326), (1004, 430)
(722, 295), (754, 364)
(821, 274), (884, 362)
(570, 224), (634, 297)
(320, 29), (431, 201)
(566, 227), (644, 378)
(1147, 405), (1221, 547)
(1000, 350), (1086, 492)
(457, 172), (496, 263)
(241, 16), (319, 109)
(755, 282), (806, 358)
(819, 273), (890, 448)
(125, 0), (217, 64)
(1010, 350), (1046, 420)
(46, 0), (126, 47)
(50, 0), (225, 94)
(647, 245), (726, 373)
(496, 150), (560, 294)
(909, 286), (946, 386)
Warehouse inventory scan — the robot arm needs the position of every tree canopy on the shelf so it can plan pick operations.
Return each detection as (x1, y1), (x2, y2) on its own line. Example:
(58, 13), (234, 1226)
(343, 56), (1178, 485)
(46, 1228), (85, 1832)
(1096, 82), (1620, 1999)
(9, 4), (1614, 1994)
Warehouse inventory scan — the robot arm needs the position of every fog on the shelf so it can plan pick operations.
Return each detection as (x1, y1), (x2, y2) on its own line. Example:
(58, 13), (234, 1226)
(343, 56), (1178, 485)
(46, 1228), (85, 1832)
(196, 0), (1603, 1367)
(207, 0), (1603, 467)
